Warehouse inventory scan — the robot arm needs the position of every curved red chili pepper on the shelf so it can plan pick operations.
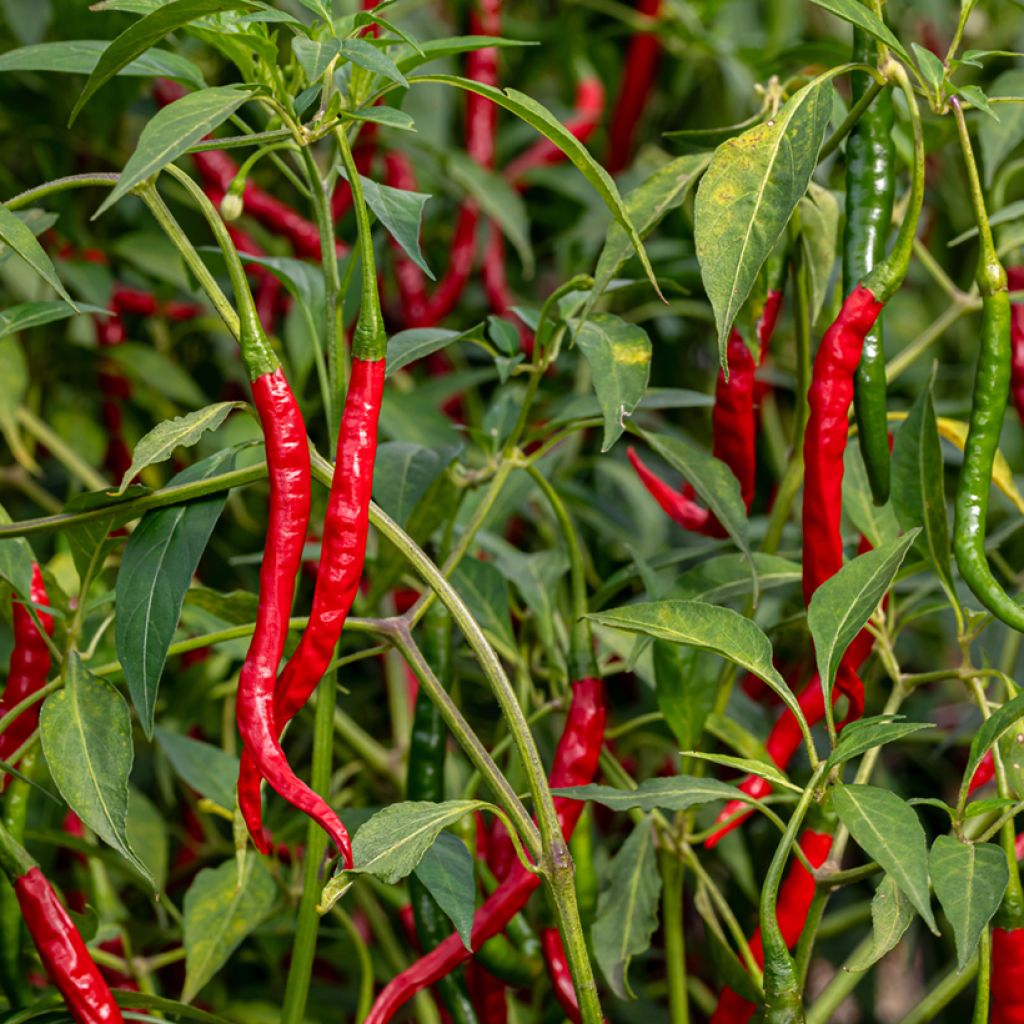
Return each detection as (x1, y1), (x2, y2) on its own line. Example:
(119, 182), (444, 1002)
(365, 676), (606, 1024)
(627, 446), (714, 533)
(465, 961), (508, 1023)
(237, 358), (385, 857)
(1008, 266), (1024, 427)
(14, 867), (125, 1023)
(970, 750), (995, 793)
(713, 330), (757, 509)
(709, 830), (832, 1023)
(992, 926), (1024, 1023)
(1, 565), (53, 789)
(542, 928), (600, 1024)
(606, 0), (661, 174)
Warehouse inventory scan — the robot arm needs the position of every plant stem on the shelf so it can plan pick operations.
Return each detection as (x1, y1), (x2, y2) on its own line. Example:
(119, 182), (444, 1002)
(328, 904), (375, 1022)
(661, 848), (690, 1024)
(4, 173), (119, 210)
(819, 77), (885, 162)
(281, 668), (337, 1024)
(803, 933), (874, 1024)
(15, 408), (108, 492)
(896, 954), (978, 1024)
(972, 926), (991, 1024)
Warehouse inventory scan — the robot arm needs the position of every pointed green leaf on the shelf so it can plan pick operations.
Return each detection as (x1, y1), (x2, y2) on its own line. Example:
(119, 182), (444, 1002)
(554, 775), (756, 814)
(961, 692), (1024, 808)
(847, 874), (915, 972)
(827, 715), (935, 769)
(0, 300), (106, 342)
(807, 0), (909, 61)
(833, 783), (937, 931)
(339, 38), (408, 88)
(0, 204), (75, 307)
(412, 832), (475, 951)
(0, 39), (204, 85)
(154, 726), (239, 811)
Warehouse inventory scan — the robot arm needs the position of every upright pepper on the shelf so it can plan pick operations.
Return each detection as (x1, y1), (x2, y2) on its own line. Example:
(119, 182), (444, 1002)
(364, 675), (607, 1024)
(951, 98), (1024, 633)
(710, 830), (832, 1024)
(0, 821), (124, 1023)
(405, 605), (479, 1024)
(236, 128), (386, 860)
(0, 564), (54, 787)
(845, 29), (897, 505)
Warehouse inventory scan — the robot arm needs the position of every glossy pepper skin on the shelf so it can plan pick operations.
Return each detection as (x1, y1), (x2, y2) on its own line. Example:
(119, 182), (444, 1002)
(846, 29), (896, 506)
(991, 927), (1024, 1023)
(1008, 267), (1024, 426)
(237, 357), (384, 857)
(405, 606), (479, 1024)
(710, 831), (833, 1024)
(14, 866), (124, 1023)
(953, 273), (1024, 632)
(713, 329), (758, 509)
(541, 928), (590, 1024)
(607, 0), (661, 173)
(364, 676), (606, 1024)
(0, 564), (53, 786)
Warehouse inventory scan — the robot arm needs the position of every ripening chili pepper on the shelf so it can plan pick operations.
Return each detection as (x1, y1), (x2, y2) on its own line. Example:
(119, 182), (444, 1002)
(0, 565), (53, 788)
(1007, 267), (1024, 427)
(542, 929), (586, 1024)
(710, 830), (832, 1024)
(236, 134), (386, 861)
(607, 0), (660, 174)
(0, 821), (124, 1024)
(992, 927), (1024, 1024)
(845, 29), (897, 506)
(364, 675), (606, 1024)
(405, 605), (479, 1024)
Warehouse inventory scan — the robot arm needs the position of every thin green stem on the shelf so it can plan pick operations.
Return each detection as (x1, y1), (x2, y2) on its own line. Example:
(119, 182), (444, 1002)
(886, 299), (977, 382)
(328, 905), (375, 1022)
(4, 173), (118, 211)
(972, 926), (991, 1024)
(819, 77), (885, 162)
(896, 954), (978, 1024)
(15, 408), (108, 492)
(660, 849), (690, 1024)
(803, 934), (874, 1024)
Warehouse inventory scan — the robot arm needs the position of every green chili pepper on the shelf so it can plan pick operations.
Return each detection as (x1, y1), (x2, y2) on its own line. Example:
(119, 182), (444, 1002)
(406, 605), (480, 1024)
(0, 753), (34, 1008)
(846, 29), (896, 505)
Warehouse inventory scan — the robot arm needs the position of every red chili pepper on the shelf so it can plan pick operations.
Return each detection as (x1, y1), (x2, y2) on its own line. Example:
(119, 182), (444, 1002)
(237, 357), (385, 856)
(1008, 266), (1024, 427)
(627, 445), (716, 533)
(0, 565), (53, 789)
(713, 330), (758, 510)
(365, 676), (606, 1024)
(541, 928), (587, 1024)
(709, 830), (832, 1024)
(606, 0), (661, 174)
(970, 750), (995, 793)
(992, 927), (1024, 1023)
(465, 961), (508, 1024)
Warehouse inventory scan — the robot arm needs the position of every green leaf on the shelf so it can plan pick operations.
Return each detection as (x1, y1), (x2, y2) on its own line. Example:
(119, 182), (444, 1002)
(347, 104), (416, 131)
(410, 75), (659, 297)
(673, 553), (801, 603)
(127, 787), (169, 891)
(930, 836), (1007, 970)
(154, 726), (239, 811)
(351, 800), (485, 885)
(372, 442), (458, 527)
(961, 692), (1024, 808)
(797, 182), (840, 325)
(832, 783), (937, 931)
(589, 600), (807, 738)
(350, 172), (433, 279)
(808, 531), (918, 720)
(339, 38), (408, 87)
(106, 342), (208, 408)
(39, 653), (154, 887)
(554, 775), (753, 813)
(393, 36), (534, 76)
(640, 431), (754, 591)
(681, 751), (801, 793)
(386, 324), (482, 377)
(807, 0), (909, 61)
(0, 39), (204, 85)
(891, 380), (954, 596)
(412, 832), (475, 950)
(570, 314), (651, 451)
(119, 402), (245, 493)
(95, 86), (253, 218)
(653, 640), (715, 752)
(292, 35), (339, 82)
(980, 70), (1024, 185)
(847, 874), (915, 972)
(182, 856), (276, 1002)
(0, 204), (75, 307)
(0, 503), (36, 599)
(113, 993), (235, 1024)
(592, 818), (661, 999)
(591, 153), (709, 305)
(116, 449), (235, 736)
(695, 73), (834, 360)
(450, 558), (515, 651)
(827, 716), (936, 769)
(0, 300), (105, 342)
(69, 0), (254, 124)
(912, 42), (947, 99)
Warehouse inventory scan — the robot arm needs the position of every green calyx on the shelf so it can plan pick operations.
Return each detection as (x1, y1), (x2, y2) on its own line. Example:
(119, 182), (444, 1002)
(0, 821), (36, 882)
(861, 63), (925, 304)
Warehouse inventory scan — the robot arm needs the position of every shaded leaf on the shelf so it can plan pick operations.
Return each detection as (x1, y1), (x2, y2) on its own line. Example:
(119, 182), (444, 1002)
(0, 204), (75, 306)
(154, 726), (239, 811)
(412, 832), (475, 950)
(554, 775), (751, 813)
(847, 874), (915, 972)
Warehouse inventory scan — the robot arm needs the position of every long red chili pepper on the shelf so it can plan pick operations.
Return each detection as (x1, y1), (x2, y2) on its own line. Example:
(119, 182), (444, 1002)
(993, 926), (1024, 1023)
(606, 0), (661, 174)
(237, 132), (387, 860)
(709, 830), (832, 1024)
(365, 675), (606, 1024)
(1008, 266), (1024, 426)
(541, 928), (589, 1024)
(0, 565), (53, 789)
(0, 821), (124, 1024)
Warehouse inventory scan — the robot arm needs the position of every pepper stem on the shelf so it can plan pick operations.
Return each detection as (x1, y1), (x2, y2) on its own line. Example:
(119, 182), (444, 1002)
(0, 820), (36, 881)
(863, 62), (925, 303)
(336, 126), (387, 363)
(162, 164), (278, 380)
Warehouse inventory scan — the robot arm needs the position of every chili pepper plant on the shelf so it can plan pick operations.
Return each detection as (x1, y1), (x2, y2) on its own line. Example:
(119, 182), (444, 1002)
(5, 0), (1024, 1022)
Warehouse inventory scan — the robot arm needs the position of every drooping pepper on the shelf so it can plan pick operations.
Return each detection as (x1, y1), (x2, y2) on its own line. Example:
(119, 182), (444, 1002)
(845, 29), (897, 505)
(364, 675), (606, 1024)
(0, 564), (53, 787)
(607, 0), (661, 174)
(236, 128), (386, 861)
(991, 927), (1024, 1023)
(1007, 266), (1024, 427)
(542, 928), (587, 1024)
(0, 821), (124, 1023)
(405, 605), (479, 1024)
(710, 830), (832, 1024)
